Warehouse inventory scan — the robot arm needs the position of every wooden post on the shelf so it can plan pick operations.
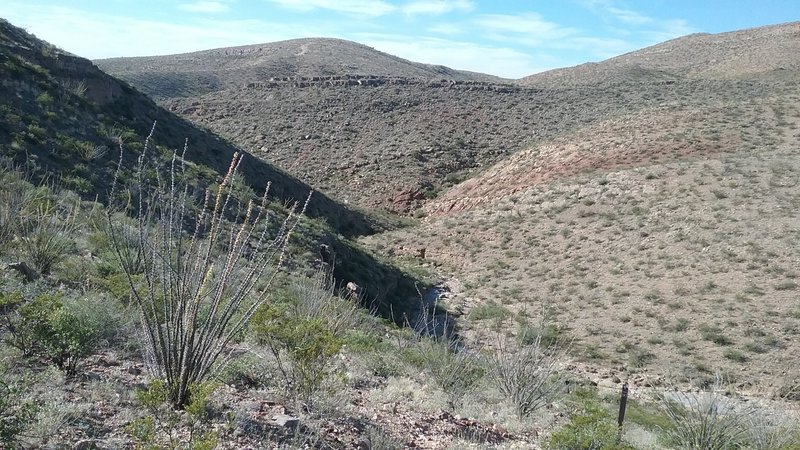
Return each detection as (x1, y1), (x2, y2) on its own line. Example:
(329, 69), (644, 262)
(616, 382), (629, 445)
(618, 382), (629, 428)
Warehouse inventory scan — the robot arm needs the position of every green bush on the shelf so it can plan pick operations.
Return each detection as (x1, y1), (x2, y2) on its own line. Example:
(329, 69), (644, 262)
(3, 293), (99, 375)
(129, 380), (219, 449)
(252, 303), (343, 404)
(548, 389), (636, 450)
(468, 300), (510, 321)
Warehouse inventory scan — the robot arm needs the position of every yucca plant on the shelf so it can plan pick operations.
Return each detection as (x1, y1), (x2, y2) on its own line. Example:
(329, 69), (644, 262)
(108, 123), (310, 408)
(658, 375), (749, 450)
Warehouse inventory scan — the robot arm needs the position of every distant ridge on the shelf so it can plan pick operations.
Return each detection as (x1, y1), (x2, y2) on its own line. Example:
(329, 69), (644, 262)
(95, 37), (503, 99)
(521, 21), (800, 86)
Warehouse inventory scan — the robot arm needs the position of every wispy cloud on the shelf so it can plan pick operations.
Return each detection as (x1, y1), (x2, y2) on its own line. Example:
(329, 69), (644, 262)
(642, 18), (697, 42)
(428, 23), (464, 35)
(357, 33), (565, 78)
(265, 0), (396, 17)
(607, 7), (652, 25)
(580, 0), (696, 43)
(2, 3), (323, 58)
(402, 0), (474, 16)
(474, 13), (579, 47)
(177, 1), (231, 13)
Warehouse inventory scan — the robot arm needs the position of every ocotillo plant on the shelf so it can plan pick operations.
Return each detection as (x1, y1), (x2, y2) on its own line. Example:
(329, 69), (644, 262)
(107, 123), (310, 408)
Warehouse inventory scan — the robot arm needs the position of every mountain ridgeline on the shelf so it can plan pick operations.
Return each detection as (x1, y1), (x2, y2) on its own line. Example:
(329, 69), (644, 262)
(95, 37), (503, 100)
(96, 22), (800, 215)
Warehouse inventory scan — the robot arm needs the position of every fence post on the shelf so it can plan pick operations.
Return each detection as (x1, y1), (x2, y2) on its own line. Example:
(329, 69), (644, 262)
(617, 382), (629, 440)
(618, 382), (629, 426)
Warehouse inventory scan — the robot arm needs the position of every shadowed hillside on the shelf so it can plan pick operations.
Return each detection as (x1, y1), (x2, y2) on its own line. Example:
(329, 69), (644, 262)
(0, 20), (377, 237)
(0, 18), (425, 321)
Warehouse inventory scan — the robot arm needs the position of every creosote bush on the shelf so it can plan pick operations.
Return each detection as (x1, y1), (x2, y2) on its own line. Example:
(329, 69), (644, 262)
(0, 291), (99, 375)
(107, 123), (310, 408)
(252, 268), (359, 406)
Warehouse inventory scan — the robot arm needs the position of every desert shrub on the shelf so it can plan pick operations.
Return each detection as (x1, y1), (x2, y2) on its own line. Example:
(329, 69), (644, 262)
(0, 367), (38, 449)
(402, 335), (484, 408)
(0, 291), (29, 352)
(698, 324), (733, 346)
(62, 292), (133, 347)
(129, 379), (219, 449)
(468, 300), (510, 321)
(488, 319), (568, 418)
(107, 126), (308, 408)
(11, 293), (99, 374)
(548, 388), (635, 450)
(253, 307), (343, 404)
(19, 204), (77, 275)
(252, 269), (358, 406)
(0, 170), (32, 246)
(658, 376), (749, 450)
(400, 301), (484, 408)
(519, 322), (562, 348)
(363, 425), (404, 450)
(744, 404), (800, 450)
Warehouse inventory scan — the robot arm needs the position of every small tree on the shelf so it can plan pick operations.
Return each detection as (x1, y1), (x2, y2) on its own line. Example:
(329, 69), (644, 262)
(108, 124), (310, 408)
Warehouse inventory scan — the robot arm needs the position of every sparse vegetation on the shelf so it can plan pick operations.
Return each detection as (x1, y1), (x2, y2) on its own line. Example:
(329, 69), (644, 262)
(2, 15), (800, 449)
(488, 319), (568, 418)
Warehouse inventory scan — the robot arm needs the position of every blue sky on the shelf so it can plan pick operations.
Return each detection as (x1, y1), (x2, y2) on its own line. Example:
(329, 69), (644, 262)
(2, 1), (798, 78)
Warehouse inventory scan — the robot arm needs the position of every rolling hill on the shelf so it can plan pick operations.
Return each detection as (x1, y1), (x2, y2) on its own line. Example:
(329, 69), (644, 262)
(96, 20), (800, 390)
(521, 21), (800, 87)
(95, 37), (503, 100)
(0, 18), (423, 320)
(367, 21), (800, 391)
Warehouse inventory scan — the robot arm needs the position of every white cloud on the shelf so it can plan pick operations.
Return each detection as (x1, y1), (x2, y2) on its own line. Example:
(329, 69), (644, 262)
(402, 0), (474, 15)
(357, 33), (568, 78)
(475, 13), (578, 41)
(265, 0), (396, 17)
(565, 36), (636, 58)
(642, 18), (696, 42)
(1, 3), (323, 59)
(607, 7), (652, 25)
(178, 1), (231, 13)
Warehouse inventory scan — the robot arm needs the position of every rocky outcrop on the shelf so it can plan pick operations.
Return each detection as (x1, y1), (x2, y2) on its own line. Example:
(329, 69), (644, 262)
(245, 75), (522, 93)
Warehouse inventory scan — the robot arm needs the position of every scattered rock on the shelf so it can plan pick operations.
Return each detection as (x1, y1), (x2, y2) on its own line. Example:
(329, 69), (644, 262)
(8, 261), (40, 282)
(272, 413), (300, 429)
(346, 282), (362, 298)
(73, 439), (100, 450)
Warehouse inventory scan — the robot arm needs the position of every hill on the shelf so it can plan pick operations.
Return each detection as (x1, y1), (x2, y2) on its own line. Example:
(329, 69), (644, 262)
(0, 18), (424, 319)
(95, 37), (503, 99)
(521, 21), (800, 86)
(365, 21), (800, 392)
